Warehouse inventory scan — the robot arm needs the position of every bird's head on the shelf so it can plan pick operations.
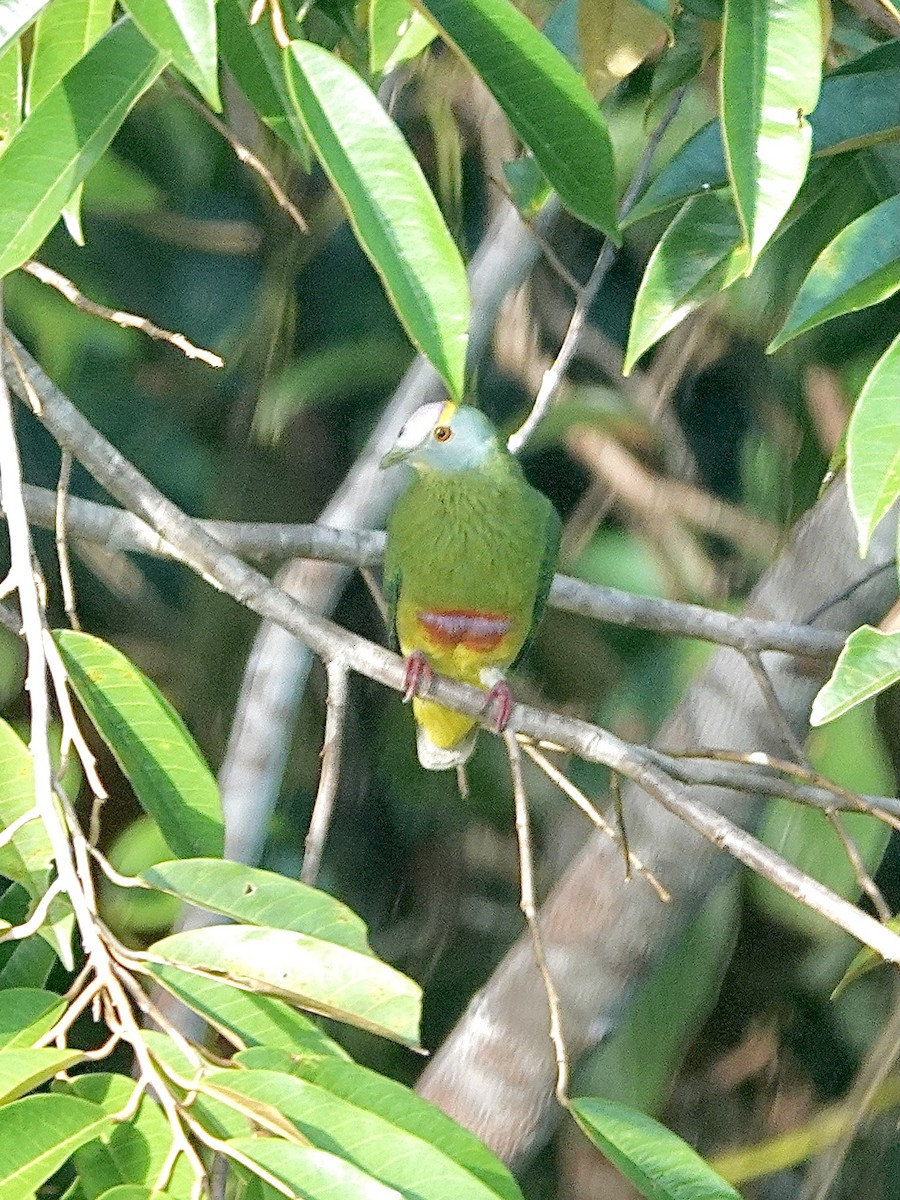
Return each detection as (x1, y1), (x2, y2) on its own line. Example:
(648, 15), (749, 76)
(380, 402), (500, 473)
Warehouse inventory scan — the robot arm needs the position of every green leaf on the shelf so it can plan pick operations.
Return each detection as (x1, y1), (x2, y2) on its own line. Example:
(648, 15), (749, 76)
(0, 0), (53, 58)
(0, 723), (74, 966)
(205, 1067), (521, 1200)
(832, 914), (900, 998)
(570, 1096), (742, 1200)
(0, 929), (58, 990)
(297, 1058), (524, 1200)
(229, 1137), (404, 1200)
(57, 1074), (195, 1200)
(847, 333), (900, 554)
(0, 37), (23, 153)
(626, 66), (900, 227)
(0, 1093), (113, 1200)
(96, 1188), (179, 1200)
(146, 961), (349, 1057)
(141, 858), (373, 954)
(26, 0), (114, 111)
(623, 190), (747, 373)
(0, 17), (168, 278)
(0, 1047), (83, 1104)
(720, 0), (821, 267)
(0, 989), (66, 1050)
(285, 41), (469, 400)
(415, 0), (619, 238)
(811, 627), (900, 726)
(53, 630), (224, 859)
(769, 197), (900, 350)
(217, 0), (308, 165)
(24, 0), (114, 241)
(148, 924), (422, 1046)
(0, 720), (54, 904)
(122, 0), (219, 109)
(370, 0), (437, 73)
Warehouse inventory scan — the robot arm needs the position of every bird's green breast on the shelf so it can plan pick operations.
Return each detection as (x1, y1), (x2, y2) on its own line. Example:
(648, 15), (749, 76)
(385, 463), (556, 630)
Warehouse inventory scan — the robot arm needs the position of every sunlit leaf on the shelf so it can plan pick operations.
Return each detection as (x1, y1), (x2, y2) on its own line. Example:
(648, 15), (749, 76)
(54, 630), (224, 859)
(0, 37), (23, 152)
(123, 0), (219, 108)
(141, 858), (373, 954)
(230, 1138), (403, 1199)
(297, 1057), (525, 1200)
(148, 924), (422, 1046)
(0, 17), (168, 278)
(370, 0), (437, 73)
(0, 1047), (83, 1104)
(812, 627), (900, 726)
(847, 333), (900, 554)
(146, 961), (349, 1057)
(0, 721), (54, 904)
(25, 0), (113, 110)
(623, 190), (747, 373)
(720, 0), (821, 267)
(626, 65), (900, 226)
(0, 0), (53, 58)
(57, 1073), (196, 1200)
(285, 40), (469, 400)
(0, 1093), (112, 1200)
(0, 989), (66, 1050)
(415, 0), (619, 238)
(570, 1096), (742, 1200)
(205, 1067), (522, 1200)
(769, 197), (900, 351)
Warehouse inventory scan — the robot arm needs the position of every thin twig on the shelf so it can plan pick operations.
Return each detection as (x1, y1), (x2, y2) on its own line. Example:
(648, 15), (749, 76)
(249, 0), (291, 47)
(301, 658), (349, 885)
(0, 879), (63, 943)
(522, 741), (670, 903)
(743, 650), (809, 764)
(21, 261), (224, 368)
(55, 451), (80, 630)
(166, 76), (308, 234)
(505, 732), (569, 1104)
(642, 746), (900, 828)
(507, 86), (687, 454)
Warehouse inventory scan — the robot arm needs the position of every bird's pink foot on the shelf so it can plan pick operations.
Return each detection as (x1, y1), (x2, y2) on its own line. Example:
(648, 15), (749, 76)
(484, 679), (513, 732)
(402, 650), (433, 703)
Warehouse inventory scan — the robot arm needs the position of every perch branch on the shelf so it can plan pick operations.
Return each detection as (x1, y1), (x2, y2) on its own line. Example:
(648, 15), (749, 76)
(17, 484), (850, 659)
(6, 331), (900, 969)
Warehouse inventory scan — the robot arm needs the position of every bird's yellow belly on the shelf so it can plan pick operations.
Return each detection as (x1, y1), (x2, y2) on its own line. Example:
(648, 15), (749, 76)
(397, 605), (523, 749)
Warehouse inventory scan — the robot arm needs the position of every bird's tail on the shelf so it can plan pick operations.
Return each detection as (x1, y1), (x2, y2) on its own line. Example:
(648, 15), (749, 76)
(415, 724), (478, 771)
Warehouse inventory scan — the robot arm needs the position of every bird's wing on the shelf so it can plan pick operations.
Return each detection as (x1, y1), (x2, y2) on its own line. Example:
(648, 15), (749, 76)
(511, 499), (561, 668)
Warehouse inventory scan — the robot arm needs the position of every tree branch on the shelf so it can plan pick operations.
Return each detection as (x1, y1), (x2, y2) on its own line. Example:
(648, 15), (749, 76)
(18, 483), (848, 659)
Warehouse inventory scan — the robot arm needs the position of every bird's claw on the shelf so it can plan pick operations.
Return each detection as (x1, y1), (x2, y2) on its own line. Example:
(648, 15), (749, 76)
(402, 650), (433, 703)
(484, 679), (513, 732)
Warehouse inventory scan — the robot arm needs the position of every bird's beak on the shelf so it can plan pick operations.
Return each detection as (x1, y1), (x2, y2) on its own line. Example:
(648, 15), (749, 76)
(380, 446), (409, 469)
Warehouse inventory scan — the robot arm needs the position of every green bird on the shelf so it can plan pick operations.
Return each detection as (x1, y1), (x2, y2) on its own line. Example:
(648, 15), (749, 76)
(381, 400), (561, 770)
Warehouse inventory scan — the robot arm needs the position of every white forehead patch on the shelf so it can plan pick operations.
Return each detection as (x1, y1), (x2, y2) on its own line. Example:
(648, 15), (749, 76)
(395, 401), (446, 450)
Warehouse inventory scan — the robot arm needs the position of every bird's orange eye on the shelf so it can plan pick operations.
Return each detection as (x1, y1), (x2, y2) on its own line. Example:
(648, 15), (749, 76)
(433, 425), (452, 442)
